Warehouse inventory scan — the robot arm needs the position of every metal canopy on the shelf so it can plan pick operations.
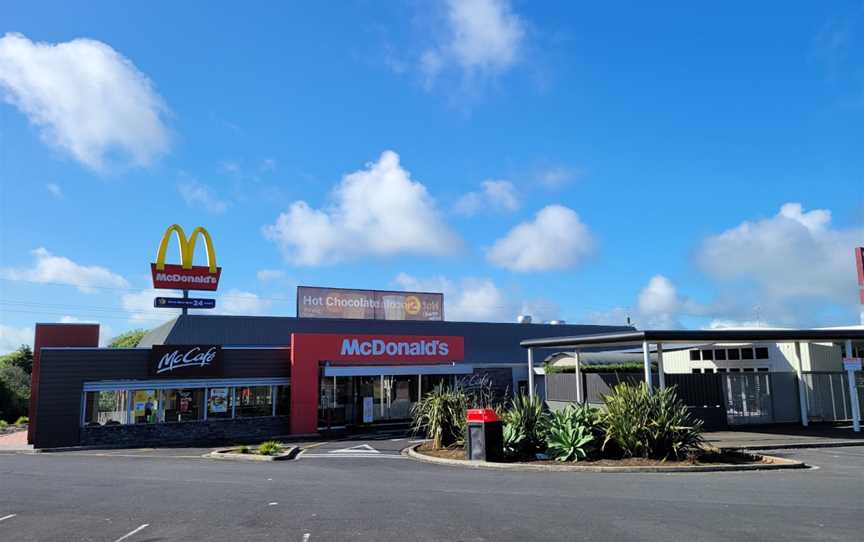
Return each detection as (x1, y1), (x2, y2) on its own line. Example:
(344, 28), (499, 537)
(520, 329), (864, 349)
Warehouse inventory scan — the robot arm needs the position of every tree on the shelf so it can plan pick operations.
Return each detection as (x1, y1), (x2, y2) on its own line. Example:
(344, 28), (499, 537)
(108, 329), (146, 348)
(0, 345), (33, 375)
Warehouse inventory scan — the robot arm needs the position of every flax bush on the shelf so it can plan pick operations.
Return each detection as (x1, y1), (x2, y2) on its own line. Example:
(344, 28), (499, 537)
(411, 375), (496, 450)
(501, 393), (548, 459)
(257, 441), (285, 456)
(602, 383), (704, 460)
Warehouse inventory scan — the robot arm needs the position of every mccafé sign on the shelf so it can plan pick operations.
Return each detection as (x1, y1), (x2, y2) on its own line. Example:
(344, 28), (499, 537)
(149, 345), (222, 378)
(322, 334), (464, 363)
(151, 224), (221, 291)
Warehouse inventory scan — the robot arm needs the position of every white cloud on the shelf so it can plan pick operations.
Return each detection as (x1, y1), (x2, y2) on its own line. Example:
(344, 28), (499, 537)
(395, 273), (510, 322)
(264, 150), (459, 266)
(123, 288), (270, 321)
(421, 0), (525, 86)
(394, 272), (559, 322)
(487, 205), (595, 272)
(178, 179), (228, 214)
(1, 248), (129, 293)
(455, 179), (519, 215)
(45, 182), (62, 198)
(697, 203), (862, 304)
(257, 269), (286, 282)
(537, 166), (583, 189)
(589, 274), (705, 329)
(0, 324), (33, 354)
(706, 319), (776, 330)
(121, 289), (177, 324)
(217, 289), (271, 316)
(0, 33), (170, 171)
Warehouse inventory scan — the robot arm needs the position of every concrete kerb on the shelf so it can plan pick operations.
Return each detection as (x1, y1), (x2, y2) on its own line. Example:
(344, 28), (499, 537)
(404, 444), (807, 473)
(207, 445), (300, 461)
(717, 441), (864, 452)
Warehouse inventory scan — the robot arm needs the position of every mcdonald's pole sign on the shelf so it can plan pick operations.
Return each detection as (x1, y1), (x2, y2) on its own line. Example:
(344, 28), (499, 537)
(151, 224), (222, 291)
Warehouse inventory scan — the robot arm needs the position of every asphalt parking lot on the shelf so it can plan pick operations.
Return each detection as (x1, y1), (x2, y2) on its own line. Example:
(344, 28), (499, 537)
(1, 443), (862, 541)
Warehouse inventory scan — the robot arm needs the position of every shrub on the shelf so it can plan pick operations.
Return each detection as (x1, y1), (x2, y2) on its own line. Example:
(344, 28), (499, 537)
(602, 383), (704, 460)
(15, 416), (28, 426)
(411, 386), (467, 449)
(0, 420), (7, 431)
(501, 393), (548, 459)
(239, 445), (250, 454)
(411, 376), (496, 450)
(545, 407), (596, 462)
(257, 441), (285, 456)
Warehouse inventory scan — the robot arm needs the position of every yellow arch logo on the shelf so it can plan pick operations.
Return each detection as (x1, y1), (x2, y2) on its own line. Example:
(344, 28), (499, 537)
(154, 224), (218, 273)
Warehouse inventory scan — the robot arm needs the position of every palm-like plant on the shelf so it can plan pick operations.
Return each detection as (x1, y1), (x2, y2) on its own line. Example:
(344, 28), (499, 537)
(410, 385), (466, 449)
(501, 393), (548, 459)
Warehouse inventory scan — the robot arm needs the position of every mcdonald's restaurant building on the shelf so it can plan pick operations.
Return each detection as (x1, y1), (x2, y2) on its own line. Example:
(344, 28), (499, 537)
(27, 315), (629, 449)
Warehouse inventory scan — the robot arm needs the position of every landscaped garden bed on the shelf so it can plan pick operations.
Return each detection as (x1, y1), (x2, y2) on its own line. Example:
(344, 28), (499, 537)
(208, 440), (299, 461)
(407, 379), (805, 472)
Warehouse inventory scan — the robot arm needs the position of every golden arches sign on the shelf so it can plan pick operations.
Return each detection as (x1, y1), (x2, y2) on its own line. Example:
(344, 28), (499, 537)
(155, 224), (218, 273)
(150, 224), (221, 291)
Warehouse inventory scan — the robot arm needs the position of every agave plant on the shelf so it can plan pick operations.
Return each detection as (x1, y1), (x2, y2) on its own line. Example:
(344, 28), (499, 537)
(545, 406), (596, 462)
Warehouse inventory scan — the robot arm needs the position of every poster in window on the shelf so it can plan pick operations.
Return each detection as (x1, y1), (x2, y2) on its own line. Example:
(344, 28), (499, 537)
(178, 390), (192, 413)
(209, 388), (228, 413)
(134, 390), (158, 423)
(362, 396), (374, 423)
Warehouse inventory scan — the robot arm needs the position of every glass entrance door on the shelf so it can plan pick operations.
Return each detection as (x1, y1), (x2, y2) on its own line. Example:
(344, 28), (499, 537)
(383, 375), (418, 420)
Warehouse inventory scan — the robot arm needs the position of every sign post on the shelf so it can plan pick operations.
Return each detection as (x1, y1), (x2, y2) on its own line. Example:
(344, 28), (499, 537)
(843, 340), (861, 433)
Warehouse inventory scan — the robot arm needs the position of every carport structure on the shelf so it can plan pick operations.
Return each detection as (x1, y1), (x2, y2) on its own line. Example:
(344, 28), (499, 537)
(521, 329), (864, 432)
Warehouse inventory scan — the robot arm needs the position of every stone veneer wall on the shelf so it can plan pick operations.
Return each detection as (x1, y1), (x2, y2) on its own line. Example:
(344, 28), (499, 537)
(80, 416), (291, 448)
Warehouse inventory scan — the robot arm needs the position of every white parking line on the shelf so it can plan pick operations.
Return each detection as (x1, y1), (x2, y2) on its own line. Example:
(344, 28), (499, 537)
(300, 453), (406, 459)
(114, 523), (149, 542)
(303, 533), (311, 542)
(0, 514), (17, 523)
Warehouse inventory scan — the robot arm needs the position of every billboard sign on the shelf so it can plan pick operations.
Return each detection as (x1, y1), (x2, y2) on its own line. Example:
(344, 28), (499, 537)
(297, 286), (443, 321)
(151, 224), (221, 291)
(149, 345), (222, 378)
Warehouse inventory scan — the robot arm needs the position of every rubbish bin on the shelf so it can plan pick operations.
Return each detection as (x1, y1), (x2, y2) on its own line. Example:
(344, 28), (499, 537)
(466, 408), (503, 462)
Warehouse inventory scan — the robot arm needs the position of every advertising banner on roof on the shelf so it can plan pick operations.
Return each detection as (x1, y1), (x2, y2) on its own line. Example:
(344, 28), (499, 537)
(297, 286), (443, 321)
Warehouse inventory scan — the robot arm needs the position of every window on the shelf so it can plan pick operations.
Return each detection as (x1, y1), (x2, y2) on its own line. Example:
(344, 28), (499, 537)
(132, 389), (159, 424)
(715, 368), (727, 373)
(161, 389), (204, 422)
(235, 386), (273, 418)
(729, 368), (741, 373)
(727, 349), (740, 360)
(757, 368), (769, 372)
(742, 368), (755, 372)
(275, 385), (291, 416)
(741, 348), (754, 360)
(701, 349), (714, 360)
(689, 350), (700, 361)
(755, 347), (769, 360)
(714, 349), (727, 361)
(83, 390), (129, 426)
(691, 368), (701, 374)
(207, 387), (232, 419)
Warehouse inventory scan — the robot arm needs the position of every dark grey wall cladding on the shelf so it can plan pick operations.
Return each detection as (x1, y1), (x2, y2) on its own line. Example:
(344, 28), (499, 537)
(34, 347), (290, 449)
(80, 417), (290, 448)
(471, 367), (513, 398)
(141, 314), (633, 365)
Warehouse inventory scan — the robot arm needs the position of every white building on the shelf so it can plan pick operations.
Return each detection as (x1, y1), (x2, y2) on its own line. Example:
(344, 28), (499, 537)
(662, 342), (843, 374)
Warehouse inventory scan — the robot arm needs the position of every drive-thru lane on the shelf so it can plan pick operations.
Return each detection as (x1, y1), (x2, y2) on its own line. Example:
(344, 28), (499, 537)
(1, 447), (862, 541)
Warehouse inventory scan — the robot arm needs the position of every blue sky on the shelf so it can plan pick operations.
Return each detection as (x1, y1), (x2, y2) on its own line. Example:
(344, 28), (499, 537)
(1, 1), (863, 352)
